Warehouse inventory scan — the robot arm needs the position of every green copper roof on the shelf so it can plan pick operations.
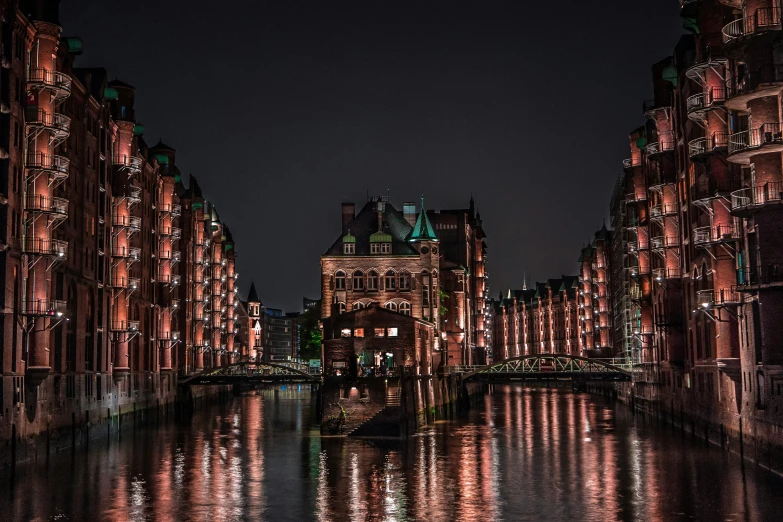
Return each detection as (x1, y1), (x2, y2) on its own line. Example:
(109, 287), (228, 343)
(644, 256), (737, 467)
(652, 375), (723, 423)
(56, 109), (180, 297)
(342, 233), (356, 243)
(370, 231), (392, 243)
(192, 202), (203, 210)
(133, 124), (145, 136)
(408, 198), (438, 242)
(156, 154), (169, 165)
(64, 37), (83, 55)
(104, 87), (119, 100)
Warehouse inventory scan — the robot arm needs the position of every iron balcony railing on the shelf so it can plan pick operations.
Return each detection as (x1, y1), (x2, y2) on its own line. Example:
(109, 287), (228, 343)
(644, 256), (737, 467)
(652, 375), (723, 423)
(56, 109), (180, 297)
(726, 65), (783, 99)
(649, 203), (678, 218)
(623, 156), (641, 169)
(111, 214), (141, 231)
(650, 236), (679, 249)
(647, 132), (675, 156)
(126, 185), (142, 202)
(159, 226), (181, 240)
(160, 203), (182, 216)
(737, 265), (783, 288)
(728, 123), (783, 155)
(158, 273), (181, 286)
(653, 267), (681, 281)
(723, 7), (782, 43)
(693, 224), (741, 246)
(691, 177), (741, 202)
(25, 194), (68, 216)
(25, 109), (71, 140)
(730, 181), (783, 211)
(110, 245), (141, 259)
(25, 152), (69, 178)
(697, 287), (741, 307)
(158, 330), (180, 341)
(22, 237), (67, 257)
(688, 132), (729, 159)
(27, 67), (72, 96)
(110, 320), (140, 332)
(686, 87), (727, 114)
(19, 299), (67, 316)
(114, 154), (143, 172)
(111, 276), (140, 290)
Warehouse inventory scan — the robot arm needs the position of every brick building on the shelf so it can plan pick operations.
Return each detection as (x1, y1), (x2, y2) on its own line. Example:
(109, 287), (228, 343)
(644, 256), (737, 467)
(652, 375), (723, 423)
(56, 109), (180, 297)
(0, 0), (242, 441)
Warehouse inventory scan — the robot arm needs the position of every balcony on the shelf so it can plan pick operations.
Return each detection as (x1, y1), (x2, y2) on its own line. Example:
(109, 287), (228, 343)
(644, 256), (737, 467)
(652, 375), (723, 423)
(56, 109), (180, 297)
(725, 65), (783, 110)
(646, 132), (675, 158)
(158, 273), (181, 286)
(650, 236), (679, 250)
(623, 156), (641, 170)
(110, 320), (140, 332)
(159, 226), (181, 240)
(112, 276), (140, 290)
(112, 214), (141, 232)
(728, 123), (783, 163)
(22, 237), (67, 258)
(160, 203), (182, 217)
(691, 178), (741, 206)
(114, 154), (143, 173)
(25, 194), (68, 218)
(686, 87), (726, 122)
(20, 299), (67, 317)
(124, 185), (142, 204)
(27, 67), (72, 100)
(110, 245), (141, 260)
(642, 99), (671, 120)
(159, 250), (181, 263)
(688, 132), (729, 160)
(722, 7), (781, 45)
(25, 109), (71, 144)
(737, 265), (783, 290)
(653, 267), (681, 281)
(158, 330), (180, 341)
(697, 287), (741, 308)
(686, 45), (728, 84)
(693, 224), (741, 246)
(625, 191), (647, 204)
(649, 203), (678, 220)
(730, 181), (783, 215)
(26, 152), (69, 183)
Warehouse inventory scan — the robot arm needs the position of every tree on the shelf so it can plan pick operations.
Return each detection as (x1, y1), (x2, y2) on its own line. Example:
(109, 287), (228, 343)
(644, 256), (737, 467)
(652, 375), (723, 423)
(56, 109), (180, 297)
(298, 302), (322, 361)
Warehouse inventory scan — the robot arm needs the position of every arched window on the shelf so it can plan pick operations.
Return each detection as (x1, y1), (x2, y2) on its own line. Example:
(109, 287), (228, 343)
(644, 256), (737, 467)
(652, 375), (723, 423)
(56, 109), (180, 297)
(385, 302), (397, 312)
(368, 270), (379, 291)
(385, 270), (396, 290)
(353, 302), (365, 311)
(400, 302), (411, 316)
(338, 302), (346, 314)
(399, 271), (411, 290)
(353, 270), (364, 290)
(335, 270), (346, 290)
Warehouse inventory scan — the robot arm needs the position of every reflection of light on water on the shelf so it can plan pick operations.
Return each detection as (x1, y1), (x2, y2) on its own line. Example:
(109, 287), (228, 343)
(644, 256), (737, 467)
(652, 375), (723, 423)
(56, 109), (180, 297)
(129, 475), (149, 521)
(315, 451), (330, 522)
(174, 446), (185, 488)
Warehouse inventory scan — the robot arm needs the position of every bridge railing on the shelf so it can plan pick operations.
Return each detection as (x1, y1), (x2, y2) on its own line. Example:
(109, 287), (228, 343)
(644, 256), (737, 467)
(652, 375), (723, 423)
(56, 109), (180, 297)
(447, 357), (635, 375)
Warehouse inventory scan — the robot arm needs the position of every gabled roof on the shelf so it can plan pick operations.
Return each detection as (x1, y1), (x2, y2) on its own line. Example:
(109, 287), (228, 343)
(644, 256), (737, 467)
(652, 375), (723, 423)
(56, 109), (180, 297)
(408, 198), (438, 242)
(247, 282), (260, 303)
(109, 78), (135, 89)
(324, 199), (419, 256)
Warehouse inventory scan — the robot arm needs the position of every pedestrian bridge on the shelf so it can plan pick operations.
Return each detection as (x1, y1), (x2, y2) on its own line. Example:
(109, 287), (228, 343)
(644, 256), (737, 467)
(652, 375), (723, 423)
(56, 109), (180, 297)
(179, 361), (321, 386)
(452, 354), (633, 382)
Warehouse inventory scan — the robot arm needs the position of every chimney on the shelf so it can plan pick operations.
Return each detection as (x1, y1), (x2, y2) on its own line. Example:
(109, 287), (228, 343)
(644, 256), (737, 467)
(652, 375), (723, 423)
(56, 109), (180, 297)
(376, 200), (385, 232)
(342, 202), (355, 232)
(403, 202), (416, 227)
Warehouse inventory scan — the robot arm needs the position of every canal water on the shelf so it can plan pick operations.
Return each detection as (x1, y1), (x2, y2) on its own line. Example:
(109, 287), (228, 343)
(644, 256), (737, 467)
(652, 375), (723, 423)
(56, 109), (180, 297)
(3, 385), (783, 521)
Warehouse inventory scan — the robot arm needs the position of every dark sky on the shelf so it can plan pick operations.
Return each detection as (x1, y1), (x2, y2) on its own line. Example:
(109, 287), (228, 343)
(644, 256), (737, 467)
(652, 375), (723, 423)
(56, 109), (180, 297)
(60, 0), (684, 313)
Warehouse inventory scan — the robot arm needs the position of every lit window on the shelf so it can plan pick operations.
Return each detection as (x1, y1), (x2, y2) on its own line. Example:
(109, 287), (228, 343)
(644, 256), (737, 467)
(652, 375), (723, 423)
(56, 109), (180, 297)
(387, 328), (398, 337)
(353, 270), (364, 290)
(374, 328), (385, 338)
(343, 243), (355, 255)
(354, 328), (364, 338)
(385, 302), (397, 312)
(385, 270), (396, 289)
(368, 270), (379, 291)
(335, 271), (346, 290)
(400, 302), (411, 316)
(341, 328), (351, 338)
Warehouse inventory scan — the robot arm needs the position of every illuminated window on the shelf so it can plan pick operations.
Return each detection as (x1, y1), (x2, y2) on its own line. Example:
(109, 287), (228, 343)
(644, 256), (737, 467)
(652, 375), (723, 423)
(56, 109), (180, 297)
(387, 328), (398, 337)
(353, 270), (364, 290)
(385, 302), (397, 312)
(400, 302), (411, 316)
(368, 270), (379, 291)
(341, 329), (351, 338)
(354, 328), (364, 338)
(374, 328), (385, 338)
(335, 271), (346, 290)
(385, 270), (396, 289)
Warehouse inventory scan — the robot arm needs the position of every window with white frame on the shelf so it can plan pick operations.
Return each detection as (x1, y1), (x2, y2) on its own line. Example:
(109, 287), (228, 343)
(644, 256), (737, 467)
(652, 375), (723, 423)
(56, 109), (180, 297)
(368, 270), (379, 291)
(385, 270), (396, 289)
(399, 271), (411, 290)
(399, 302), (411, 316)
(344, 243), (355, 254)
(338, 302), (346, 314)
(353, 302), (365, 310)
(385, 302), (397, 312)
(335, 270), (346, 290)
(380, 243), (391, 254)
(353, 270), (364, 290)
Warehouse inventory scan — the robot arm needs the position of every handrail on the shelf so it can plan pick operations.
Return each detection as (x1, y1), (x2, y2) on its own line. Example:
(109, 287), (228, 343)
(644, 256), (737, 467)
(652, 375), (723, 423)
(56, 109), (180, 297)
(20, 299), (67, 316)
(27, 67), (72, 94)
(25, 194), (68, 215)
(730, 181), (783, 210)
(737, 265), (783, 287)
(22, 237), (67, 257)
(693, 224), (740, 245)
(111, 214), (141, 230)
(728, 123), (783, 155)
(26, 152), (69, 175)
(726, 65), (783, 98)
(723, 7), (782, 43)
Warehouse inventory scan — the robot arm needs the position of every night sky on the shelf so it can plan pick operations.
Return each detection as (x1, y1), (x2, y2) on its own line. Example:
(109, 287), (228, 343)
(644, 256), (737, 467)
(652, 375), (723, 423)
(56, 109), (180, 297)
(60, 1), (683, 313)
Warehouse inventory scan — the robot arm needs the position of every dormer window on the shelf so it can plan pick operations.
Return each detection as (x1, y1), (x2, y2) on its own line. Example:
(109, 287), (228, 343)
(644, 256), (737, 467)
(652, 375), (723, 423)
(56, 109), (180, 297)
(344, 242), (355, 254)
(369, 231), (392, 255)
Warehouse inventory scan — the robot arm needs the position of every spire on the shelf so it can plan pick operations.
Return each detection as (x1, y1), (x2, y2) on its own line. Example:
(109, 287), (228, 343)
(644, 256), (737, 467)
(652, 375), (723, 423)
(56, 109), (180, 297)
(523, 271), (527, 291)
(408, 196), (438, 242)
(247, 282), (260, 303)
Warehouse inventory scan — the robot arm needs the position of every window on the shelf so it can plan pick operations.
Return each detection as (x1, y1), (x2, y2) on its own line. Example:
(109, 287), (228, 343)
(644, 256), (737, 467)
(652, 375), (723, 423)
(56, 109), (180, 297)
(353, 302), (365, 310)
(374, 328), (385, 338)
(335, 271), (346, 290)
(400, 302), (411, 316)
(399, 271), (411, 290)
(343, 243), (355, 254)
(368, 270), (379, 291)
(385, 302), (397, 312)
(381, 243), (391, 254)
(338, 302), (346, 314)
(370, 243), (380, 254)
(354, 328), (364, 338)
(353, 270), (364, 290)
(341, 328), (351, 338)
(385, 270), (396, 289)
(388, 328), (398, 337)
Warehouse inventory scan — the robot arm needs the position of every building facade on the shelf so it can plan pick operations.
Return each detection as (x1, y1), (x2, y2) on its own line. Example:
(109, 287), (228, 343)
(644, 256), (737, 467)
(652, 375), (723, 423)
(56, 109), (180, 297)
(0, 0), (242, 446)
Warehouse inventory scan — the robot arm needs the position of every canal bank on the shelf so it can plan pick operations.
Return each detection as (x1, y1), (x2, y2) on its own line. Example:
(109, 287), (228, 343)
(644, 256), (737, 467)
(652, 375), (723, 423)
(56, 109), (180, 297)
(0, 373), (232, 472)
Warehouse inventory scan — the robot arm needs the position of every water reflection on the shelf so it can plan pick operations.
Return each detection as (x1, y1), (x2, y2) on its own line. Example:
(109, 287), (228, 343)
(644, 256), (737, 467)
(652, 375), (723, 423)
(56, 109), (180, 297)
(3, 385), (783, 521)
